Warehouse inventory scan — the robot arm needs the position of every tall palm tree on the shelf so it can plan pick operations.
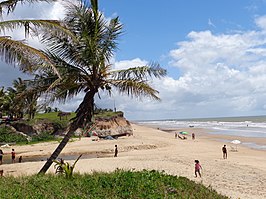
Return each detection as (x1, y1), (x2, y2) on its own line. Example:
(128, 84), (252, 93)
(0, 0), (166, 174)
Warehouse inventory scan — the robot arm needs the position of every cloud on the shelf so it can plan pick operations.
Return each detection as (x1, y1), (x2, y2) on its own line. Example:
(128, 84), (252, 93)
(255, 15), (266, 30)
(113, 58), (148, 70)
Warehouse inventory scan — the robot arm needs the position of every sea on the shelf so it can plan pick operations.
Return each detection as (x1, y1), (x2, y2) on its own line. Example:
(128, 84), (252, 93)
(135, 115), (266, 150)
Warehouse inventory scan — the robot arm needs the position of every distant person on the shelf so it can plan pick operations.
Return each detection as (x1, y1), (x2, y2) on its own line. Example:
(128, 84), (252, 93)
(114, 145), (118, 157)
(18, 156), (22, 163)
(192, 133), (195, 140)
(175, 133), (177, 139)
(222, 145), (227, 159)
(11, 149), (15, 163)
(194, 160), (202, 177)
(0, 149), (3, 165)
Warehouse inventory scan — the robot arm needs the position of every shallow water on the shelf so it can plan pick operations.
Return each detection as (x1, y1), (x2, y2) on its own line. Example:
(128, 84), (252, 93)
(1, 152), (108, 165)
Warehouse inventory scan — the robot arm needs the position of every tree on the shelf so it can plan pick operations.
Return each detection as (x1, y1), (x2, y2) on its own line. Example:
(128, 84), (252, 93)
(13, 78), (40, 119)
(0, 0), (166, 174)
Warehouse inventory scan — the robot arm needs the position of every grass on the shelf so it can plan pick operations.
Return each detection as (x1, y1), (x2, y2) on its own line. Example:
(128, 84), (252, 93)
(0, 170), (228, 199)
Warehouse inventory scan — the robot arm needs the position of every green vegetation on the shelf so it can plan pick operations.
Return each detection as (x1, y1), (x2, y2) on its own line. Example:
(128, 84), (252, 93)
(0, 127), (60, 145)
(30, 132), (60, 144)
(53, 154), (82, 179)
(0, 170), (228, 199)
(0, 127), (27, 143)
(29, 112), (75, 128)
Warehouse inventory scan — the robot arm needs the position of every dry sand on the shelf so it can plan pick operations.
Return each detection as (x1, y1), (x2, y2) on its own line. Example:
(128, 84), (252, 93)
(0, 124), (266, 199)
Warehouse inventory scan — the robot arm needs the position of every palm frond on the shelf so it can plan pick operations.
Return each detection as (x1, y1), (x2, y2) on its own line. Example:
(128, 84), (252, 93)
(0, 36), (60, 77)
(111, 63), (166, 81)
(0, 19), (77, 41)
(0, 0), (57, 16)
(99, 17), (123, 62)
(110, 79), (160, 101)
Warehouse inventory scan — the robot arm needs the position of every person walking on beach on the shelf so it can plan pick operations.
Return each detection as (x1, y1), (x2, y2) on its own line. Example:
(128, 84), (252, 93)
(194, 160), (202, 177)
(0, 149), (3, 165)
(11, 149), (15, 163)
(222, 145), (227, 159)
(114, 145), (118, 157)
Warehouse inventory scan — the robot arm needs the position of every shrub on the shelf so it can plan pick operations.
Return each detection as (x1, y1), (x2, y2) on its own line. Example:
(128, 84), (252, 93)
(0, 126), (27, 143)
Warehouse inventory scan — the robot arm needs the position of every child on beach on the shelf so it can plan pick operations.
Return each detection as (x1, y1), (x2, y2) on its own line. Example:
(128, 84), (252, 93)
(114, 145), (118, 157)
(194, 160), (202, 177)
(11, 149), (15, 163)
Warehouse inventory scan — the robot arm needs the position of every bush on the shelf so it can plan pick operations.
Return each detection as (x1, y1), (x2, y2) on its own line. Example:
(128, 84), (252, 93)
(0, 126), (27, 143)
(31, 132), (56, 142)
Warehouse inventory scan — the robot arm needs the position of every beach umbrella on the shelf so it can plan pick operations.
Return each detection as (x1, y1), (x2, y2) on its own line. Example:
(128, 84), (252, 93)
(231, 140), (241, 151)
(179, 131), (189, 135)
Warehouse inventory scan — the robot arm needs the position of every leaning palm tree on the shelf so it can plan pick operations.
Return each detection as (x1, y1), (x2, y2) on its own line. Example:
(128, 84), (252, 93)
(0, 0), (166, 174)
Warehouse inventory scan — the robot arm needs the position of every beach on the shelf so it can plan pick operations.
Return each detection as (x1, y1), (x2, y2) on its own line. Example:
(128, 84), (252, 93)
(0, 124), (266, 199)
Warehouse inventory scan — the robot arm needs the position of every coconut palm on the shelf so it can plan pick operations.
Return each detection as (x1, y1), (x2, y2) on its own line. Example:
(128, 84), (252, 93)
(11, 77), (40, 119)
(0, 0), (166, 174)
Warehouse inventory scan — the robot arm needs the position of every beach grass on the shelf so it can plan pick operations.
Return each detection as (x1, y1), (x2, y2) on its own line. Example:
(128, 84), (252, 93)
(0, 170), (228, 199)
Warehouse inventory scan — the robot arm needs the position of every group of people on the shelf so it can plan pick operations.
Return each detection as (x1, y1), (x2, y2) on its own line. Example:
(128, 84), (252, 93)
(175, 132), (195, 140)
(0, 148), (21, 165)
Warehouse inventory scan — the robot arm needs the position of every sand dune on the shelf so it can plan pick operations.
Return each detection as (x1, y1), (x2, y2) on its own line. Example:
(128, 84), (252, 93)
(0, 124), (265, 199)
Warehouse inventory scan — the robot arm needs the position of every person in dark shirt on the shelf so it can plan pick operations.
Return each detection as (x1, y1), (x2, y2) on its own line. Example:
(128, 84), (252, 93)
(222, 145), (227, 159)
(114, 145), (118, 157)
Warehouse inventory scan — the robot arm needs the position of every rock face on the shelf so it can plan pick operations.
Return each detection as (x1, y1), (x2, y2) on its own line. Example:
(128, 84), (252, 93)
(94, 115), (133, 136)
(11, 114), (132, 137)
(11, 120), (62, 136)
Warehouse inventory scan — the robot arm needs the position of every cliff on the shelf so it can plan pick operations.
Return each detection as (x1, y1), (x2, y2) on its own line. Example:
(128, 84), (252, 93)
(94, 115), (133, 136)
(10, 114), (133, 137)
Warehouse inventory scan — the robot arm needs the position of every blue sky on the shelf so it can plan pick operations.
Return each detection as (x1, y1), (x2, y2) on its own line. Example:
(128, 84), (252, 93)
(2, 0), (266, 120)
(99, 0), (262, 73)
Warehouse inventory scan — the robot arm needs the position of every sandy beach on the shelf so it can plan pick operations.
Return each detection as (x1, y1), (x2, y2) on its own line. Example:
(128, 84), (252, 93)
(0, 124), (266, 199)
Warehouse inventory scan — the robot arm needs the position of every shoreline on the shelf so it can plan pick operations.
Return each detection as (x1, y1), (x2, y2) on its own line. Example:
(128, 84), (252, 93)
(0, 124), (265, 199)
(137, 123), (266, 151)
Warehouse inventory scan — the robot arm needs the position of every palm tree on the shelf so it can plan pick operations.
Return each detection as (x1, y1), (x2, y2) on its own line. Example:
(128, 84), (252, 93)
(11, 77), (40, 119)
(0, 0), (166, 174)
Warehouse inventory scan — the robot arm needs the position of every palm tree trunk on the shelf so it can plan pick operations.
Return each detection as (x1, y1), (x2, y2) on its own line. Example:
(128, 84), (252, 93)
(38, 90), (96, 174)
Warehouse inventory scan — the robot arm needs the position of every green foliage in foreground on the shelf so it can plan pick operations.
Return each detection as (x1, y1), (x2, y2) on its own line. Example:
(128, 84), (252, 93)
(0, 170), (228, 199)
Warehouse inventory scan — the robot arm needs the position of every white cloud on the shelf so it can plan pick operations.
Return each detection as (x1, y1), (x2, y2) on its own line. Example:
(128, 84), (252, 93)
(255, 15), (266, 30)
(113, 58), (148, 70)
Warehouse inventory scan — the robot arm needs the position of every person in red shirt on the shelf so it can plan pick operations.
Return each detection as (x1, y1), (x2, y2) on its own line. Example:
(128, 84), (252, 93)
(194, 160), (202, 177)
(11, 149), (15, 163)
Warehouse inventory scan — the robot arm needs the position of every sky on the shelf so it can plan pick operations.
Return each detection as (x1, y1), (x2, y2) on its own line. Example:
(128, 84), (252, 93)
(2, 0), (266, 120)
